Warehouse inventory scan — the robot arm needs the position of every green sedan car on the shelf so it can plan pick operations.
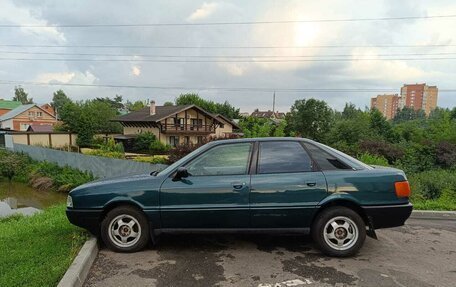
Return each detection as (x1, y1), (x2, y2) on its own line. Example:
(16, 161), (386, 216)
(66, 137), (412, 257)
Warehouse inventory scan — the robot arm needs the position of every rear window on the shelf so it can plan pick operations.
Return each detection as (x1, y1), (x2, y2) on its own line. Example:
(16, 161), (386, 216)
(303, 143), (352, 170)
(258, 141), (313, 174)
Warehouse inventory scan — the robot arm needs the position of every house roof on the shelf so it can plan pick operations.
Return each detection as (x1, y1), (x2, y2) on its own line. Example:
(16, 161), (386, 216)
(251, 110), (286, 119)
(0, 104), (55, 121)
(212, 113), (241, 130)
(0, 100), (22, 110)
(0, 104), (35, 121)
(114, 104), (223, 124)
(27, 124), (54, 132)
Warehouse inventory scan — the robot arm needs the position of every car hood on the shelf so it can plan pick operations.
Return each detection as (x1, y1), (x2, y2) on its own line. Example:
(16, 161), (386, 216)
(70, 173), (162, 195)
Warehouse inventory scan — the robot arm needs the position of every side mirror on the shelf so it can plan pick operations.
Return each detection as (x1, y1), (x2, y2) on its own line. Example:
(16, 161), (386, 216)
(173, 167), (189, 181)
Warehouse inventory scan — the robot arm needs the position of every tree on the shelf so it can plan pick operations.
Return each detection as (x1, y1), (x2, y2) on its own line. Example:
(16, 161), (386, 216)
(126, 100), (145, 111)
(51, 90), (72, 118)
(369, 109), (398, 142)
(393, 107), (426, 123)
(238, 117), (285, 138)
(175, 93), (241, 119)
(94, 96), (124, 111)
(13, 86), (33, 104)
(286, 98), (334, 142)
(164, 101), (174, 106)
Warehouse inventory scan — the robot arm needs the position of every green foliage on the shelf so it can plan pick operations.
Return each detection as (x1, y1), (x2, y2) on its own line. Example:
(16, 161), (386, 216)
(164, 101), (174, 106)
(29, 161), (94, 192)
(51, 89), (71, 117)
(133, 155), (168, 164)
(358, 153), (389, 166)
(408, 169), (456, 201)
(175, 93), (240, 119)
(149, 140), (171, 154)
(12, 86), (33, 104)
(133, 132), (157, 152)
(393, 107), (426, 123)
(100, 138), (124, 153)
(0, 204), (88, 287)
(59, 98), (123, 146)
(125, 100), (145, 111)
(286, 98), (334, 142)
(369, 109), (398, 142)
(85, 149), (125, 159)
(238, 117), (285, 138)
(0, 150), (28, 180)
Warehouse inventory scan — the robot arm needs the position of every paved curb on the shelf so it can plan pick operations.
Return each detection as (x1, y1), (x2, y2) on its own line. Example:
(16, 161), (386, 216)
(57, 236), (98, 287)
(410, 210), (456, 220)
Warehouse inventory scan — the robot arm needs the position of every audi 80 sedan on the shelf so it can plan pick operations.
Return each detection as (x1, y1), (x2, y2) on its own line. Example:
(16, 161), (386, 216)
(66, 137), (412, 257)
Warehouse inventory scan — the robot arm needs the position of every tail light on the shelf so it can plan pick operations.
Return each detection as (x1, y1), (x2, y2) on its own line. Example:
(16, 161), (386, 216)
(395, 181), (411, 198)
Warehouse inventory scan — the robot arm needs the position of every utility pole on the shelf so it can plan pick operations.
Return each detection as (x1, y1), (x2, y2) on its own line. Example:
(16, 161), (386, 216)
(272, 91), (276, 114)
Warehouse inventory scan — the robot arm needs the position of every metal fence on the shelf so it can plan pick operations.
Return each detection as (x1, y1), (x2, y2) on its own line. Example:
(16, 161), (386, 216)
(9, 143), (167, 178)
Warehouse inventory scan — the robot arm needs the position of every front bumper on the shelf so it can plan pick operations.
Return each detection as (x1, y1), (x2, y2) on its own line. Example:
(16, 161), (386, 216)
(66, 208), (102, 235)
(363, 203), (413, 229)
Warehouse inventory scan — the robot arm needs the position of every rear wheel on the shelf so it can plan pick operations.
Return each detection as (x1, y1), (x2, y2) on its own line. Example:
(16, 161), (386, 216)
(101, 206), (150, 252)
(312, 206), (366, 257)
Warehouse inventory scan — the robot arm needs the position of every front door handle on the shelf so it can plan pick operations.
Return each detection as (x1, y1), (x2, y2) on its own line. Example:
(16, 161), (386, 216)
(306, 181), (317, 187)
(232, 182), (246, 190)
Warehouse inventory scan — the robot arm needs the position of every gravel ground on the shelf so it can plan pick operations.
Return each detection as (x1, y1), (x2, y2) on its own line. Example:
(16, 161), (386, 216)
(85, 218), (456, 287)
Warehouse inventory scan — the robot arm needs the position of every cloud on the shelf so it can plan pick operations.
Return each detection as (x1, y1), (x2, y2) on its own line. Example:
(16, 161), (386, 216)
(187, 2), (218, 21)
(36, 72), (75, 83)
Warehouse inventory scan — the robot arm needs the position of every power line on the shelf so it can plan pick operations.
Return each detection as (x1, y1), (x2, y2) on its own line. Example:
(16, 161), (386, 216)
(0, 44), (455, 49)
(1, 14), (455, 28)
(0, 57), (455, 63)
(1, 50), (456, 58)
(1, 80), (455, 93)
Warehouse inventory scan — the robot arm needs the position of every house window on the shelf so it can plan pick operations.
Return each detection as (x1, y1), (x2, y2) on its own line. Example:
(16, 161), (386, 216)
(169, 136), (179, 147)
(184, 136), (190, 145)
(219, 123), (225, 128)
(197, 136), (203, 144)
(191, 119), (203, 127)
(36, 112), (43, 117)
(28, 111), (34, 117)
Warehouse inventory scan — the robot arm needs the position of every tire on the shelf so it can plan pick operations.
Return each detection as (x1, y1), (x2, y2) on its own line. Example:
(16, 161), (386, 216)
(312, 206), (366, 257)
(101, 205), (150, 252)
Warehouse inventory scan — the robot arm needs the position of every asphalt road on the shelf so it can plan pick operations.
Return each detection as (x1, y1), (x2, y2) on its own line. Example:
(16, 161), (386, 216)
(84, 218), (456, 287)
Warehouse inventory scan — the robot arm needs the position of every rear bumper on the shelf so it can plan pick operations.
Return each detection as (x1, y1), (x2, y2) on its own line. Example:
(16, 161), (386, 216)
(66, 208), (102, 235)
(362, 203), (413, 229)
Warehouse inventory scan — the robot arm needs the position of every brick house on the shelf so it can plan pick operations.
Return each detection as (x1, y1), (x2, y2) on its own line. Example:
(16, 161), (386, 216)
(0, 104), (58, 131)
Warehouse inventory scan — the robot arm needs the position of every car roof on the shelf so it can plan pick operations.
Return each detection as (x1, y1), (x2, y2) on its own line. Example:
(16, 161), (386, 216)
(207, 137), (310, 146)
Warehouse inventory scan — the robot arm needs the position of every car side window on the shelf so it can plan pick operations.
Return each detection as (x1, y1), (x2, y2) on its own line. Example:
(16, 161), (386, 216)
(303, 143), (352, 170)
(258, 141), (312, 174)
(185, 143), (252, 176)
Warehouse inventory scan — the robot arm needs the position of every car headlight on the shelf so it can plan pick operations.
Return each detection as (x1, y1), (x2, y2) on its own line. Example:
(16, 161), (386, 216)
(67, 195), (73, 208)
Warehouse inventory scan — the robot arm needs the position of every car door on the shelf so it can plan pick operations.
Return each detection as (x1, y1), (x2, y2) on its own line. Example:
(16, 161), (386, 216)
(250, 141), (328, 228)
(159, 142), (253, 228)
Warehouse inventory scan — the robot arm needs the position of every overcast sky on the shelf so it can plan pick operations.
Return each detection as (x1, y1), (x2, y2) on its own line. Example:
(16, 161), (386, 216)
(1, 0), (456, 113)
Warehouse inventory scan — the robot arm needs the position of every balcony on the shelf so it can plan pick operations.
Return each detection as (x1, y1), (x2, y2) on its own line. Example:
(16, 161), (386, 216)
(161, 124), (215, 134)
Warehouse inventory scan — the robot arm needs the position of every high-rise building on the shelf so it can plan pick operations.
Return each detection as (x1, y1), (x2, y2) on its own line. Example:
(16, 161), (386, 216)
(399, 83), (438, 115)
(371, 83), (438, 119)
(370, 94), (400, 120)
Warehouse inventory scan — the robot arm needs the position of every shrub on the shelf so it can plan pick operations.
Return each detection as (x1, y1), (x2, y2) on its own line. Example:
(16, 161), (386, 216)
(85, 149), (125, 159)
(408, 169), (456, 200)
(0, 151), (29, 180)
(359, 140), (404, 164)
(167, 144), (200, 164)
(435, 141), (456, 168)
(358, 153), (389, 166)
(100, 138), (124, 153)
(133, 132), (156, 152)
(133, 155), (168, 164)
(149, 140), (171, 155)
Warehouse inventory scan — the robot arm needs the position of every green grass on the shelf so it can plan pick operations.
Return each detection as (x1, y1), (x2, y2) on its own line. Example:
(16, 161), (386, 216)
(0, 204), (88, 287)
(411, 199), (456, 211)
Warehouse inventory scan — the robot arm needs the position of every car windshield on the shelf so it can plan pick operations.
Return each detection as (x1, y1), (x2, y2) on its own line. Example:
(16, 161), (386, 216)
(310, 141), (373, 170)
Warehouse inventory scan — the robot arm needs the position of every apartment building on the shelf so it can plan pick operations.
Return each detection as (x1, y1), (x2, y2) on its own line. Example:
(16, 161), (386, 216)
(370, 94), (400, 120)
(371, 83), (438, 119)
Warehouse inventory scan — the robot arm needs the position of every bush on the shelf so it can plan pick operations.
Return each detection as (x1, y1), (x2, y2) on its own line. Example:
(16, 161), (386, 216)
(408, 169), (456, 200)
(133, 155), (168, 164)
(0, 150), (29, 181)
(167, 144), (200, 164)
(435, 141), (456, 168)
(359, 140), (404, 164)
(133, 132), (156, 152)
(358, 153), (389, 166)
(149, 140), (171, 154)
(85, 149), (125, 159)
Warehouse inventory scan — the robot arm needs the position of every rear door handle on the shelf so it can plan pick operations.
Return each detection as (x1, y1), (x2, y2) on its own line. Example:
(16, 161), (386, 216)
(232, 182), (246, 190)
(306, 182), (317, 187)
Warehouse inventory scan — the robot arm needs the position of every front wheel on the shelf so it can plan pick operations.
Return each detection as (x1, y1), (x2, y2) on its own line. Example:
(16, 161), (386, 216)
(101, 206), (150, 252)
(312, 206), (366, 257)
